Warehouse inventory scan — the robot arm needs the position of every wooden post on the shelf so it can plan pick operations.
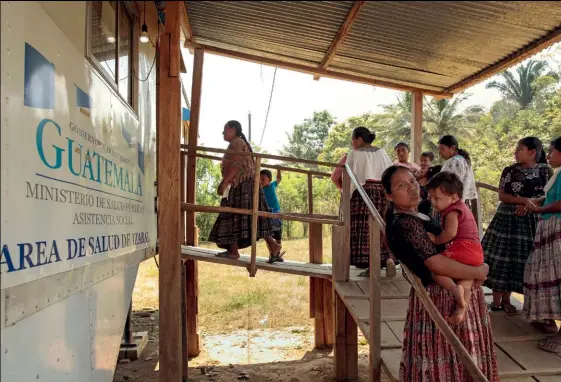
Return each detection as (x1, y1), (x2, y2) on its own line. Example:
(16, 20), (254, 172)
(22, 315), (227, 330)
(334, 291), (358, 381)
(157, 2), (182, 381)
(338, 168), (351, 282)
(368, 216), (381, 382)
(411, 91), (423, 165)
(249, 157), (262, 277)
(308, 173), (315, 319)
(184, 47), (204, 358)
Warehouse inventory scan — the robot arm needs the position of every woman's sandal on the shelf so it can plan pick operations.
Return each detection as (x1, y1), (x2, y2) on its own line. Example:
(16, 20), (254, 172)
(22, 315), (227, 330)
(532, 321), (559, 334)
(267, 251), (285, 264)
(488, 302), (503, 312)
(539, 338), (561, 354)
(358, 269), (370, 277)
(215, 251), (240, 260)
(502, 303), (518, 315)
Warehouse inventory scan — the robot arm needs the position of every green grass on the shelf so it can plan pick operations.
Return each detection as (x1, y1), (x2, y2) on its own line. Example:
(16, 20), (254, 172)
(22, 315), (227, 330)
(132, 236), (332, 333)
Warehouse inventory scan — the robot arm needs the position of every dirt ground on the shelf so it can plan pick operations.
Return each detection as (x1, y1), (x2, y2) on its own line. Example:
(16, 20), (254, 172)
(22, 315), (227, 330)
(113, 310), (390, 382)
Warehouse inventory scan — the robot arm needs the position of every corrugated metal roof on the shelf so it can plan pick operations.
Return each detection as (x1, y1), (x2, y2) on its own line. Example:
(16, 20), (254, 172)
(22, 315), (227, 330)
(184, 1), (561, 94)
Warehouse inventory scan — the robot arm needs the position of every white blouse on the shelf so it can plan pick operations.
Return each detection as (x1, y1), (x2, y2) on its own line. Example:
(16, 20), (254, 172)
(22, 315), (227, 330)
(441, 155), (478, 200)
(346, 147), (392, 195)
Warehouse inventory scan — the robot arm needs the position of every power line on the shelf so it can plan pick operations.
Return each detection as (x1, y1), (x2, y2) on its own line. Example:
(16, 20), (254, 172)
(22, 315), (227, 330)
(259, 67), (277, 146)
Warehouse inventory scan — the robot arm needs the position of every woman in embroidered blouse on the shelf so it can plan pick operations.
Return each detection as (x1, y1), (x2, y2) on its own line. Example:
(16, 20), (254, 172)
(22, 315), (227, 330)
(483, 137), (552, 314)
(331, 127), (395, 277)
(523, 136), (561, 352)
(438, 135), (478, 203)
(209, 120), (283, 262)
(382, 165), (498, 381)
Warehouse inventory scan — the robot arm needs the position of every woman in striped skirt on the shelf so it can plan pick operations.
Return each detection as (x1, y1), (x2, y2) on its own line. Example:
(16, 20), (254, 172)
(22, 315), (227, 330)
(523, 136), (561, 352)
(482, 137), (552, 314)
(331, 127), (395, 277)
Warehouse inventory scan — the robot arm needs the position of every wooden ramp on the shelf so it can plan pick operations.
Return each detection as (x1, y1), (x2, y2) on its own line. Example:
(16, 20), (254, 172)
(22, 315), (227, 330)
(335, 273), (561, 381)
(181, 246), (333, 278)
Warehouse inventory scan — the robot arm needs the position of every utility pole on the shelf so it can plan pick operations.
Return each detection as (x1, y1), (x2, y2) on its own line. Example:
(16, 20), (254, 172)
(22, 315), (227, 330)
(248, 111), (252, 142)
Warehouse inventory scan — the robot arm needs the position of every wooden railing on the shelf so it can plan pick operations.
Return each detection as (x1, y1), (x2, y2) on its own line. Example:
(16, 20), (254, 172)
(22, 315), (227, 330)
(180, 144), (342, 277)
(344, 164), (490, 382)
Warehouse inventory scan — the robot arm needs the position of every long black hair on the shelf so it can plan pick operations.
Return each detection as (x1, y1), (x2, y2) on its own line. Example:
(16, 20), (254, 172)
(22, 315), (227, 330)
(381, 165), (411, 242)
(551, 136), (561, 152)
(438, 135), (471, 167)
(519, 136), (547, 164)
(225, 120), (253, 153)
(352, 127), (376, 144)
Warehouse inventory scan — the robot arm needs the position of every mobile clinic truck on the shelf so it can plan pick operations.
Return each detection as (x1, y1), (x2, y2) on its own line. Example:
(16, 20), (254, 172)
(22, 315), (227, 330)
(1, 1), (160, 380)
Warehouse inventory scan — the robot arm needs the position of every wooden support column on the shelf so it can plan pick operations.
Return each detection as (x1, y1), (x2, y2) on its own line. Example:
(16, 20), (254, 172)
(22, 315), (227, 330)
(411, 91), (423, 165)
(368, 216), (382, 382)
(157, 2), (182, 381)
(184, 47), (204, 357)
(249, 158), (262, 277)
(334, 291), (358, 381)
(308, 174), (316, 320)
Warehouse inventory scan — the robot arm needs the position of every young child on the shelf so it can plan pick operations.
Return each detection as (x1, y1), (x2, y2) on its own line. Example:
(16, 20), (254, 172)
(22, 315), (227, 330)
(260, 169), (283, 246)
(426, 171), (484, 325)
(417, 151), (435, 187)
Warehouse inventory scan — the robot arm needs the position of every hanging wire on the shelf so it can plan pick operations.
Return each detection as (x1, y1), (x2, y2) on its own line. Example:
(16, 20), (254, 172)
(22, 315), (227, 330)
(259, 67), (278, 146)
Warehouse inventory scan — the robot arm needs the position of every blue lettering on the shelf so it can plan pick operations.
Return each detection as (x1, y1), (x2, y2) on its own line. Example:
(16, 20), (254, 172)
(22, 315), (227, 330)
(82, 150), (95, 181)
(36, 241), (48, 266)
(36, 119), (64, 169)
(48, 241), (62, 264)
(78, 237), (86, 257)
(18, 243), (35, 270)
(104, 158), (113, 187)
(67, 138), (83, 176)
(91, 152), (102, 183)
(1, 245), (16, 273)
(67, 238), (78, 260)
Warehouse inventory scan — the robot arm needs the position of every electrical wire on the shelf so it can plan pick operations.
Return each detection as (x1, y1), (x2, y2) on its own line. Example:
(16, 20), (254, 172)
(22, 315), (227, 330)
(259, 67), (277, 146)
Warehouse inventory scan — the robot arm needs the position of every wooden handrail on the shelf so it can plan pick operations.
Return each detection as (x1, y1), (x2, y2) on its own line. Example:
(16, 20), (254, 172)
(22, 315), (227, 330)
(181, 203), (343, 226)
(193, 152), (332, 177)
(343, 165), (489, 382)
(181, 144), (343, 169)
(476, 182), (500, 193)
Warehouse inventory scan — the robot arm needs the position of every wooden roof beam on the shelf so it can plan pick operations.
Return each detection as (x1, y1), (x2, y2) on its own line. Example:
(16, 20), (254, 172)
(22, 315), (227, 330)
(445, 24), (561, 93)
(180, 2), (195, 53)
(183, 41), (453, 98)
(314, 1), (366, 81)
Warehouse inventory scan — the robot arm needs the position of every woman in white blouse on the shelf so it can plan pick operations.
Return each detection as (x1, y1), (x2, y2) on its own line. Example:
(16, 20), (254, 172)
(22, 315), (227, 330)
(438, 135), (479, 225)
(331, 127), (396, 277)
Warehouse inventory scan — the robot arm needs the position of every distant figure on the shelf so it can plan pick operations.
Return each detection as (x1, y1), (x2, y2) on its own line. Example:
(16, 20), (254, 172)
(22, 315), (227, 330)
(394, 142), (421, 174)
(483, 137), (551, 315)
(426, 172), (484, 325)
(523, 136), (561, 353)
(416, 151), (435, 187)
(417, 151), (442, 217)
(331, 127), (395, 277)
(209, 120), (284, 263)
(260, 169), (283, 245)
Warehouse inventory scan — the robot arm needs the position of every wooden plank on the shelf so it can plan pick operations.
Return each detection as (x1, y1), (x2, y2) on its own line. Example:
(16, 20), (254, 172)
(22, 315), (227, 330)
(445, 26), (561, 94)
(497, 342), (561, 373)
(323, 279), (335, 347)
(369, 216), (382, 381)
(181, 247), (333, 278)
(386, 320), (405, 343)
(391, 279), (412, 295)
(183, 41), (454, 98)
(181, 203), (343, 226)
(156, 4), (183, 380)
(501, 369), (561, 379)
(410, 91), (423, 165)
(334, 292), (358, 381)
(334, 281), (367, 300)
(477, 182), (500, 193)
(494, 345), (534, 382)
(193, 153), (332, 177)
(341, 169), (351, 282)
(382, 299), (410, 320)
(314, 1), (366, 79)
(332, 226), (347, 282)
(182, 145), (343, 169)
(249, 158), (262, 277)
(381, 349), (401, 382)
(313, 277), (326, 347)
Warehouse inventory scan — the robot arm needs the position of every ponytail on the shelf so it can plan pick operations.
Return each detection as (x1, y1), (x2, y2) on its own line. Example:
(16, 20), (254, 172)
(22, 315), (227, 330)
(519, 136), (546, 164)
(439, 135), (471, 167)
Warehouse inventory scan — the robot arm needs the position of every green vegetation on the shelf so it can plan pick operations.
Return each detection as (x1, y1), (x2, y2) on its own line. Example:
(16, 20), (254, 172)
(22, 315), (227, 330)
(194, 59), (561, 240)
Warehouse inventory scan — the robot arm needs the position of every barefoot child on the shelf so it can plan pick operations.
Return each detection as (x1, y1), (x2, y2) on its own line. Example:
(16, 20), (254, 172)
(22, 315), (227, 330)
(260, 169), (284, 263)
(426, 171), (484, 324)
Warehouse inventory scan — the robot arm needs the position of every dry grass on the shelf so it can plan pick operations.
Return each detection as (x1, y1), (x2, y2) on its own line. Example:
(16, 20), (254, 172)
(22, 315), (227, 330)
(132, 236), (333, 333)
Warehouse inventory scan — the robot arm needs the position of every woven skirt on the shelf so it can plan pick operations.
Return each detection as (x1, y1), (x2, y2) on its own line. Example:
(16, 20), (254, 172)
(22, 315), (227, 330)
(400, 284), (499, 382)
(523, 216), (561, 322)
(482, 203), (539, 293)
(208, 177), (273, 250)
(350, 181), (395, 269)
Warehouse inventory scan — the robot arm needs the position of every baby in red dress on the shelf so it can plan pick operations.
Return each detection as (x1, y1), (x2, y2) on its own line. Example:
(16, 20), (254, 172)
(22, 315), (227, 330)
(426, 171), (484, 325)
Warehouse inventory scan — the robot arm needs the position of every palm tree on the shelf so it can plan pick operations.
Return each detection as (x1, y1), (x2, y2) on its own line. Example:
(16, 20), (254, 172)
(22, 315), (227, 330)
(423, 95), (484, 151)
(485, 60), (548, 109)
